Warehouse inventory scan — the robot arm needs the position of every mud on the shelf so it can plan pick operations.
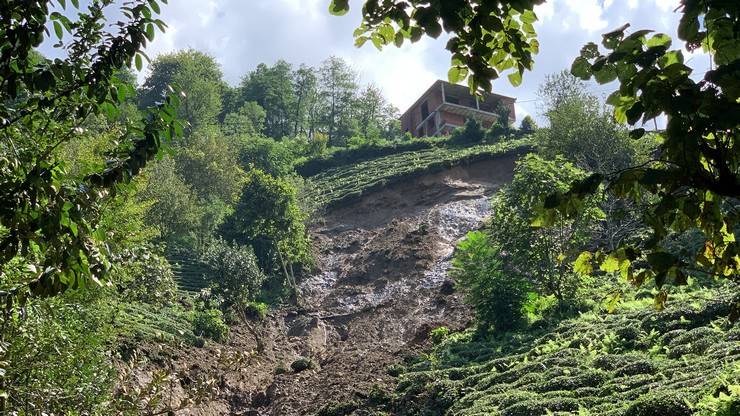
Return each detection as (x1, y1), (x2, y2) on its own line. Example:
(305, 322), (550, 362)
(164, 156), (517, 415)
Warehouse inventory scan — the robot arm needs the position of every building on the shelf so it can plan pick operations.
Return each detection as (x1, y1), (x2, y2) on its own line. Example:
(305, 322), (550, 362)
(400, 80), (516, 137)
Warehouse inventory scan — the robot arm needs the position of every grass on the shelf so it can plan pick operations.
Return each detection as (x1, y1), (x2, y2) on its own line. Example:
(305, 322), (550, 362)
(350, 289), (740, 416)
(303, 137), (533, 208)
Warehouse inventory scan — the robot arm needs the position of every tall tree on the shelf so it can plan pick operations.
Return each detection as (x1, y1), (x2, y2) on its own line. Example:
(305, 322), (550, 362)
(239, 61), (296, 139)
(139, 49), (225, 132)
(318, 56), (359, 146)
(292, 65), (319, 137)
(0, 0), (181, 302)
(355, 83), (397, 141)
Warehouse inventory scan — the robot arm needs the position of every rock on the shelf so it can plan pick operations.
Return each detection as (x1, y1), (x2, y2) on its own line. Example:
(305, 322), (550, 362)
(440, 279), (455, 295)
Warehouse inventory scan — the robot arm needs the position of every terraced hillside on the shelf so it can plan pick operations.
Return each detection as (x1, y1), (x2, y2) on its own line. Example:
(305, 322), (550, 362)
(167, 254), (211, 294)
(342, 290), (740, 416)
(303, 138), (532, 208)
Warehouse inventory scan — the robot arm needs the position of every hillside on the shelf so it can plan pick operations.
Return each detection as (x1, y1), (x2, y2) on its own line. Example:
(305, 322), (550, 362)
(126, 146), (738, 416)
(346, 290), (739, 416)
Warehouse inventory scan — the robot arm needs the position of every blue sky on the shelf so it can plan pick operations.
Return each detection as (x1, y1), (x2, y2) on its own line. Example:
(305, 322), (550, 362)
(41, 0), (710, 124)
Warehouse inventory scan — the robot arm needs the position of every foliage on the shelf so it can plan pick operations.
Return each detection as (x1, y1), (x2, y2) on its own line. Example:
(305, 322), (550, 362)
(223, 101), (266, 136)
(291, 357), (314, 372)
(364, 289), (739, 415)
(236, 60), (296, 139)
(305, 137), (532, 208)
(222, 169), (311, 289)
(296, 136), (445, 177)
(450, 119), (485, 145)
(237, 134), (296, 178)
(519, 115), (537, 135)
(1, 292), (117, 414)
(452, 231), (528, 332)
(192, 308), (229, 342)
(139, 49), (225, 131)
(0, 0), (182, 303)
(489, 154), (604, 308)
(199, 238), (267, 315)
(537, 71), (638, 175)
(560, 4), (740, 307)
(111, 246), (178, 305)
(430, 326), (451, 345)
(330, 0), (544, 92)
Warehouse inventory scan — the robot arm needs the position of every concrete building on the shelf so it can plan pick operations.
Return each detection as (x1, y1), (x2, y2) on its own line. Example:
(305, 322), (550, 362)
(400, 80), (516, 137)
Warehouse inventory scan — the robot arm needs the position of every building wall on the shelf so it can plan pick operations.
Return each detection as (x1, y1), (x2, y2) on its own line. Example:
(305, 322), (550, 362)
(401, 81), (518, 137)
(401, 82), (443, 136)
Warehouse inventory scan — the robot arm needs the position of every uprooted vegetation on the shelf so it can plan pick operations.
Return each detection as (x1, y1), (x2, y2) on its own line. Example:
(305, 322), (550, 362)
(333, 290), (739, 416)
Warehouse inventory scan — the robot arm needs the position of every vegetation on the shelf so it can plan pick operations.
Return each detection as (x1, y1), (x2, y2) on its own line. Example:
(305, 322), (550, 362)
(304, 136), (532, 208)
(0, 0), (736, 413)
(354, 289), (740, 415)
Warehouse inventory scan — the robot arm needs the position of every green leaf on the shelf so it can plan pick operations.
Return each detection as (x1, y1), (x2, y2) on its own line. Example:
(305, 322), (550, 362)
(574, 251), (594, 276)
(135, 53), (143, 71)
(53, 21), (64, 40)
(448, 66), (463, 84)
(646, 33), (672, 48)
(507, 70), (523, 87)
(148, 0), (160, 14)
(329, 0), (350, 16)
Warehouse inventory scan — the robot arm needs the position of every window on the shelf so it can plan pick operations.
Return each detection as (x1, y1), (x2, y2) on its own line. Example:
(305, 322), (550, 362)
(421, 101), (429, 119)
(445, 95), (459, 104)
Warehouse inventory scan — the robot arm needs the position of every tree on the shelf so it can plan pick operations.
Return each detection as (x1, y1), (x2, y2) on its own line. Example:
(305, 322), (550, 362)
(221, 169), (311, 292)
(519, 115), (537, 134)
(292, 65), (320, 137)
(490, 154), (604, 308)
(0, 0), (181, 303)
(355, 84), (398, 141)
(139, 49), (225, 131)
(318, 56), (359, 146)
(223, 101), (266, 137)
(239, 61), (297, 139)
(451, 231), (529, 332)
(537, 72), (637, 175)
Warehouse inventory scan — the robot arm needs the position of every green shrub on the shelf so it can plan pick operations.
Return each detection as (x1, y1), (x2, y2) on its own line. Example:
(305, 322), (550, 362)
(192, 309), (229, 342)
(244, 301), (269, 320)
(387, 364), (404, 377)
(291, 357), (314, 372)
(430, 326), (450, 345)
(317, 400), (358, 416)
(200, 239), (267, 315)
(450, 119), (485, 144)
(451, 231), (529, 332)
(624, 391), (693, 416)
(112, 246), (177, 305)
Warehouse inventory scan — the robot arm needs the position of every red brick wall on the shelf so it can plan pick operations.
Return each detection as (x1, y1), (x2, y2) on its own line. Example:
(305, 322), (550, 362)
(401, 83), (444, 136)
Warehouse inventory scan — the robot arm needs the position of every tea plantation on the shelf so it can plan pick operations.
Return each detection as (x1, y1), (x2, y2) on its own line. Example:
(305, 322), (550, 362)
(303, 138), (533, 208)
(325, 290), (740, 416)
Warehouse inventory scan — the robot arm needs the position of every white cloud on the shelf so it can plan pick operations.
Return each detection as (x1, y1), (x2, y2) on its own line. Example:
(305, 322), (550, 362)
(564, 0), (608, 33)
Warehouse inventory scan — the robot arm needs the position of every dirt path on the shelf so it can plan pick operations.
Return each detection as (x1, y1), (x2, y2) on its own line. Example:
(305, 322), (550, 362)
(174, 156), (517, 415)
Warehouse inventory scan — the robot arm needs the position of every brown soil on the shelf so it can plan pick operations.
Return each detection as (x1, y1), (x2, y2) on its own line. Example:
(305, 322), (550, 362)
(148, 156), (517, 415)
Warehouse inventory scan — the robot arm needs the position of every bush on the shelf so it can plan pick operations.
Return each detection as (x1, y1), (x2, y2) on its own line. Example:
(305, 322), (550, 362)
(199, 239), (267, 315)
(430, 326), (450, 345)
(192, 309), (229, 342)
(112, 246), (177, 305)
(451, 231), (529, 332)
(244, 301), (269, 320)
(450, 119), (485, 144)
(624, 391), (693, 416)
(291, 357), (314, 372)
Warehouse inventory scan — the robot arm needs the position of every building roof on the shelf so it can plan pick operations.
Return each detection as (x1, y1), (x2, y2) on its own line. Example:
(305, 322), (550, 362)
(400, 80), (516, 120)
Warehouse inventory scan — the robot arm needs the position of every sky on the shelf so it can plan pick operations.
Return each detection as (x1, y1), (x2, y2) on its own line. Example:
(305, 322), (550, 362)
(41, 0), (710, 125)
